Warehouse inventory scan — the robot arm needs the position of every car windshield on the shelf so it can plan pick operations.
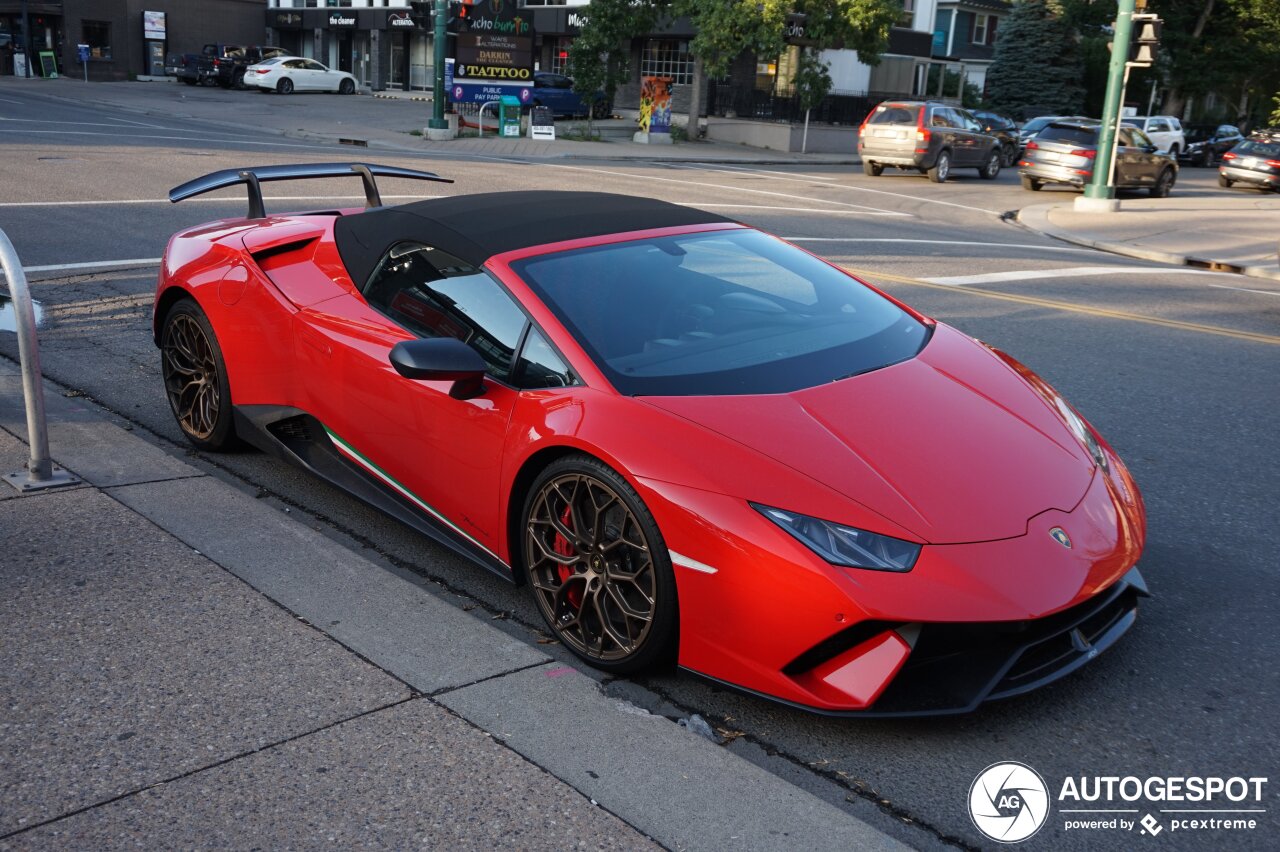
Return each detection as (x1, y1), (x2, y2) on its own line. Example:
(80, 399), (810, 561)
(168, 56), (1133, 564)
(868, 105), (920, 125)
(511, 229), (929, 396)
(1120, 118), (1142, 128)
(1021, 117), (1057, 135)
(1235, 140), (1280, 157)
(1039, 124), (1099, 145)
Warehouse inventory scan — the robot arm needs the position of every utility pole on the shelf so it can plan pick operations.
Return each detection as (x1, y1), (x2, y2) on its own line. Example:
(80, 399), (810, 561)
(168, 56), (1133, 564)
(1079, 0), (1136, 212)
(428, 0), (448, 131)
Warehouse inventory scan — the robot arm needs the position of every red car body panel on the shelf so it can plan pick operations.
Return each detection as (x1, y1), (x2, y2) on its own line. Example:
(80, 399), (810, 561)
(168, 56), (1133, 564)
(154, 199), (1148, 715)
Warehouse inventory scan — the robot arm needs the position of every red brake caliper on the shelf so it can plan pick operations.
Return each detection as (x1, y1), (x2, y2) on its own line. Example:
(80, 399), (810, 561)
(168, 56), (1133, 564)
(553, 505), (582, 609)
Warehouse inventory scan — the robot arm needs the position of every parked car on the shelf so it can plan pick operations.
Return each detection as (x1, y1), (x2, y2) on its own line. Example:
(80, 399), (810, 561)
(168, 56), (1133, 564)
(1120, 115), (1185, 157)
(1218, 131), (1280, 191)
(1018, 115), (1082, 153)
(971, 110), (1020, 166)
(858, 101), (1003, 183)
(156, 161), (1147, 714)
(167, 44), (285, 89)
(531, 72), (609, 118)
(244, 56), (357, 95)
(1019, 119), (1177, 196)
(1180, 124), (1244, 167)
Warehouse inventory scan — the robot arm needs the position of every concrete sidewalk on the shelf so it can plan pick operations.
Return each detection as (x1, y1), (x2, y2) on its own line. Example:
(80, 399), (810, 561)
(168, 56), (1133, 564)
(0, 355), (908, 850)
(1018, 196), (1280, 282)
(0, 76), (858, 165)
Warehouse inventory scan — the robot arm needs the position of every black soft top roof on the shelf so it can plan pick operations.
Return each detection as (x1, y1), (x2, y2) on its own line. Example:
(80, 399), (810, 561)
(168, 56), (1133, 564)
(333, 191), (735, 287)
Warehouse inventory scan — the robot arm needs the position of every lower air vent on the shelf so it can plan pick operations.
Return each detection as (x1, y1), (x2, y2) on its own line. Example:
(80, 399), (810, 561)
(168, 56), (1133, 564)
(268, 415), (313, 444)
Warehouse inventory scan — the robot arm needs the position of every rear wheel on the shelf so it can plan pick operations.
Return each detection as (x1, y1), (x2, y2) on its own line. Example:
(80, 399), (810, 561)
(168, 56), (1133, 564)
(161, 299), (238, 452)
(978, 150), (1001, 180)
(1002, 142), (1018, 167)
(928, 150), (951, 183)
(1149, 167), (1175, 198)
(862, 160), (883, 177)
(276, 77), (293, 95)
(232, 70), (247, 90)
(522, 455), (677, 675)
(1218, 174), (1233, 187)
(338, 78), (355, 95)
(182, 77), (197, 86)
(1167, 145), (1180, 160)
(1020, 174), (1043, 192)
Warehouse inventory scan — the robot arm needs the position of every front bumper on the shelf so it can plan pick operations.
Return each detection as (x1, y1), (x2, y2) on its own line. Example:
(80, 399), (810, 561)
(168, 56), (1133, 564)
(641, 442), (1147, 716)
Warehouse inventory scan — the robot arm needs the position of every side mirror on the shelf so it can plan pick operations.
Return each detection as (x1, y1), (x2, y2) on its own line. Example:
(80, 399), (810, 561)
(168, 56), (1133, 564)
(389, 337), (486, 399)
(1144, 144), (1159, 153)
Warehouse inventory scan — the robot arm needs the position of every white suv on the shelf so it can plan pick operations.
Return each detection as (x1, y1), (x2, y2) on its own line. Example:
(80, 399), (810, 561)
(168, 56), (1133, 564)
(1121, 116), (1186, 157)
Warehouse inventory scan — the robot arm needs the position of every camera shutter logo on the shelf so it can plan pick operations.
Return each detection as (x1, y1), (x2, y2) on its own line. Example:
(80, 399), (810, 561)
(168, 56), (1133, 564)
(969, 762), (1050, 843)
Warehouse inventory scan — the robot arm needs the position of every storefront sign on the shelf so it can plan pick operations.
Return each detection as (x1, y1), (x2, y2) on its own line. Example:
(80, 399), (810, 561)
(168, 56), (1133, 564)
(460, 0), (532, 36)
(449, 82), (531, 106)
(455, 64), (531, 81)
(272, 12), (303, 29)
(388, 12), (417, 29)
(328, 13), (357, 28)
(784, 13), (814, 46)
(456, 33), (532, 70)
(143, 11), (167, 39)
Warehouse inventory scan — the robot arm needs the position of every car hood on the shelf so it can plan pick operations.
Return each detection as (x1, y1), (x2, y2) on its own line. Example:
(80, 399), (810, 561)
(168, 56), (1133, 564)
(640, 324), (1094, 545)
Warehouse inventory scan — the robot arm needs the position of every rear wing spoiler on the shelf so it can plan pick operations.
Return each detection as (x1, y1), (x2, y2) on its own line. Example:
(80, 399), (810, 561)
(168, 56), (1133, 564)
(168, 162), (452, 219)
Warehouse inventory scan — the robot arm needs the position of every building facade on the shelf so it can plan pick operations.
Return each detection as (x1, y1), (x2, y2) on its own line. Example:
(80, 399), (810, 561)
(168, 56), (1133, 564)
(1, 0), (266, 81)
(930, 0), (1010, 94)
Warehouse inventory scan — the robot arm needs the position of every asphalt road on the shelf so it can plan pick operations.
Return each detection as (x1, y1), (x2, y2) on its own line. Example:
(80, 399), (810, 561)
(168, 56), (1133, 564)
(2, 88), (1277, 851)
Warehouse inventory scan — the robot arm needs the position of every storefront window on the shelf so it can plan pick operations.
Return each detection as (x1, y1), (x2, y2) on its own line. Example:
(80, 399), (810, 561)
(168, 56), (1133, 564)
(550, 36), (573, 75)
(83, 21), (110, 60)
(640, 39), (692, 85)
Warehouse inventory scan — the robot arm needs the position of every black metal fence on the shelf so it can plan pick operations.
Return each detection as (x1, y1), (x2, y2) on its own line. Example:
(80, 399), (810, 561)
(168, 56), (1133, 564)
(706, 84), (899, 127)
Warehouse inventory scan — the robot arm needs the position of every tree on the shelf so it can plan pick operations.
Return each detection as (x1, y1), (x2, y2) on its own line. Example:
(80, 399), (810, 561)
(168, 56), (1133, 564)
(567, 0), (664, 136)
(986, 0), (1086, 119)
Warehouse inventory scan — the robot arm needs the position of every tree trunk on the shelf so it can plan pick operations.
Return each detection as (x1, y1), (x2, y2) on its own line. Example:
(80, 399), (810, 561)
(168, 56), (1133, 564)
(686, 55), (705, 141)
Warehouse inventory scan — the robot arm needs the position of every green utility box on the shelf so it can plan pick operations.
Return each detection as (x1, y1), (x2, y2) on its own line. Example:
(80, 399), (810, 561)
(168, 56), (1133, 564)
(499, 96), (522, 138)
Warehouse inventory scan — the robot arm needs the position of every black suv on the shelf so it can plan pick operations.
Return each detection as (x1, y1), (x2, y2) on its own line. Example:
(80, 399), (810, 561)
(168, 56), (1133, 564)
(1182, 124), (1244, 167)
(858, 101), (1003, 183)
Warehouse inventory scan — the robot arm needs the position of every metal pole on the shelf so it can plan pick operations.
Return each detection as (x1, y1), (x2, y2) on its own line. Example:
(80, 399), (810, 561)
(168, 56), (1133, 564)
(1084, 0), (1136, 201)
(0, 228), (79, 492)
(20, 0), (31, 78)
(1107, 65), (1132, 188)
(428, 0), (448, 129)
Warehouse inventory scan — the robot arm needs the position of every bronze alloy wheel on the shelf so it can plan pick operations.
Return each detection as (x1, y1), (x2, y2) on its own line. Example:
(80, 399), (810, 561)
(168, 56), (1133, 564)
(161, 300), (236, 451)
(524, 460), (675, 672)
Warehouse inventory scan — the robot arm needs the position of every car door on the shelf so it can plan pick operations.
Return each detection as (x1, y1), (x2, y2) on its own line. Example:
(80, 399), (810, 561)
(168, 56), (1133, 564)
(957, 108), (991, 164)
(930, 107), (965, 164)
(1145, 118), (1172, 152)
(293, 241), (533, 558)
(1121, 128), (1159, 186)
(301, 59), (330, 91)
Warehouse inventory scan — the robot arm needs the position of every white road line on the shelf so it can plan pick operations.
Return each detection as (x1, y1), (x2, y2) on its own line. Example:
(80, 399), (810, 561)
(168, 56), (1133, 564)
(0, 258), (161, 276)
(668, 162), (837, 182)
(102, 115), (169, 130)
(693, 203), (908, 217)
(1208, 283), (1280, 297)
(544, 162), (907, 216)
(0, 96), (22, 104)
(0, 129), (375, 151)
(924, 266), (1240, 286)
(785, 237), (1096, 253)
(668, 162), (1003, 216)
(0, 195), (439, 208)
(0, 118), (178, 129)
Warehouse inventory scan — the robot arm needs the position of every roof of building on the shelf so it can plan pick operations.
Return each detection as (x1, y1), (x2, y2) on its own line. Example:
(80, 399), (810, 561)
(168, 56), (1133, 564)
(334, 191), (734, 286)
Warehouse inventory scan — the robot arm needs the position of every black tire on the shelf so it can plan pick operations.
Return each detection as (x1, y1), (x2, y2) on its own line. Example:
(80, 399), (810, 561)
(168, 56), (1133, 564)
(216, 76), (232, 89)
(276, 77), (293, 95)
(1218, 174), (1233, 188)
(232, 71), (247, 90)
(160, 299), (239, 452)
(522, 454), (678, 675)
(182, 77), (197, 86)
(1002, 142), (1018, 167)
(1149, 167), (1175, 198)
(1167, 145), (1180, 160)
(1020, 174), (1043, 192)
(928, 150), (951, 183)
(978, 150), (1001, 180)
(862, 160), (884, 177)
(338, 78), (355, 95)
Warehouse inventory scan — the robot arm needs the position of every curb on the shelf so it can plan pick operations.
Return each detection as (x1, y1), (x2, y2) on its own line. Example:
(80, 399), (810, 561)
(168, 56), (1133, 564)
(1016, 203), (1280, 282)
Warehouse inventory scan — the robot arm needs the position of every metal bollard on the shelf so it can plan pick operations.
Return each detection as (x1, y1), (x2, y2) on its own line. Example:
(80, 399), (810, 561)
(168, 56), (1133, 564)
(0, 228), (80, 493)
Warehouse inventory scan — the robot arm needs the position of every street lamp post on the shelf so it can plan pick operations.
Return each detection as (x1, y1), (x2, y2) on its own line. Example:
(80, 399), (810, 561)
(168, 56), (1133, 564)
(1080, 0), (1137, 212)
(428, 0), (448, 130)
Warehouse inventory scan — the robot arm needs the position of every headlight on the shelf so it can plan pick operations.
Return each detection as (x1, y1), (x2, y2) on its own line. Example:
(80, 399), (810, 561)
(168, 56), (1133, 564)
(1044, 392), (1109, 473)
(751, 504), (921, 572)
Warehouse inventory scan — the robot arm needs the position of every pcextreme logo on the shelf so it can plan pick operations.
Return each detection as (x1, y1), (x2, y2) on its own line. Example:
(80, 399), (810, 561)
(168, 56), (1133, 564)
(968, 763), (1269, 843)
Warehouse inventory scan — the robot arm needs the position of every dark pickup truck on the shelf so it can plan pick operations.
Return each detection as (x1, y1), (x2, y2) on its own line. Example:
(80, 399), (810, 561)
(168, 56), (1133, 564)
(167, 44), (287, 89)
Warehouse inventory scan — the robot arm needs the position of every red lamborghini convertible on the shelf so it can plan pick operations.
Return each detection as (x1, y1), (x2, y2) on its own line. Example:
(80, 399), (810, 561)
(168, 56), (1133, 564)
(155, 163), (1147, 715)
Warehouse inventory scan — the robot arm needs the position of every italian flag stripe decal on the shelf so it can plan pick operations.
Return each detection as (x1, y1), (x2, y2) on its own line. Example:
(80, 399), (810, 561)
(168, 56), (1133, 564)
(323, 427), (502, 562)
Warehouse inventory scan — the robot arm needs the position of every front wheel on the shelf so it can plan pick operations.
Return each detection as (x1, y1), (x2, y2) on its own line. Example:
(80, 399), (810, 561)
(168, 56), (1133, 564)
(1149, 167), (1175, 198)
(276, 77), (294, 95)
(522, 455), (678, 674)
(928, 150), (951, 183)
(338, 78), (355, 95)
(161, 299), (239, 452)
(1218, 174), (1233, 188)
(978, 150), (1001, 180)
(1020, 174), (1043, 192)
(862, 160), (884, 177)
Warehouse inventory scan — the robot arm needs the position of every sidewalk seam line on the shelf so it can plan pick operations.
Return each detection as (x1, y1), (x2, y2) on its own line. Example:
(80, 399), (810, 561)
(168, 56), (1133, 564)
(0, 695), (418, 842)
(428, 660), (553, 697)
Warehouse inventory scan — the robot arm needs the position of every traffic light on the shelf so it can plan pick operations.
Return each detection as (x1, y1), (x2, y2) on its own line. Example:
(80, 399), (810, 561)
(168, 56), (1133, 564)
(447, 1), (471, 34)
(409, 0), (430, 22)
(1129, 14), (1162, 66)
